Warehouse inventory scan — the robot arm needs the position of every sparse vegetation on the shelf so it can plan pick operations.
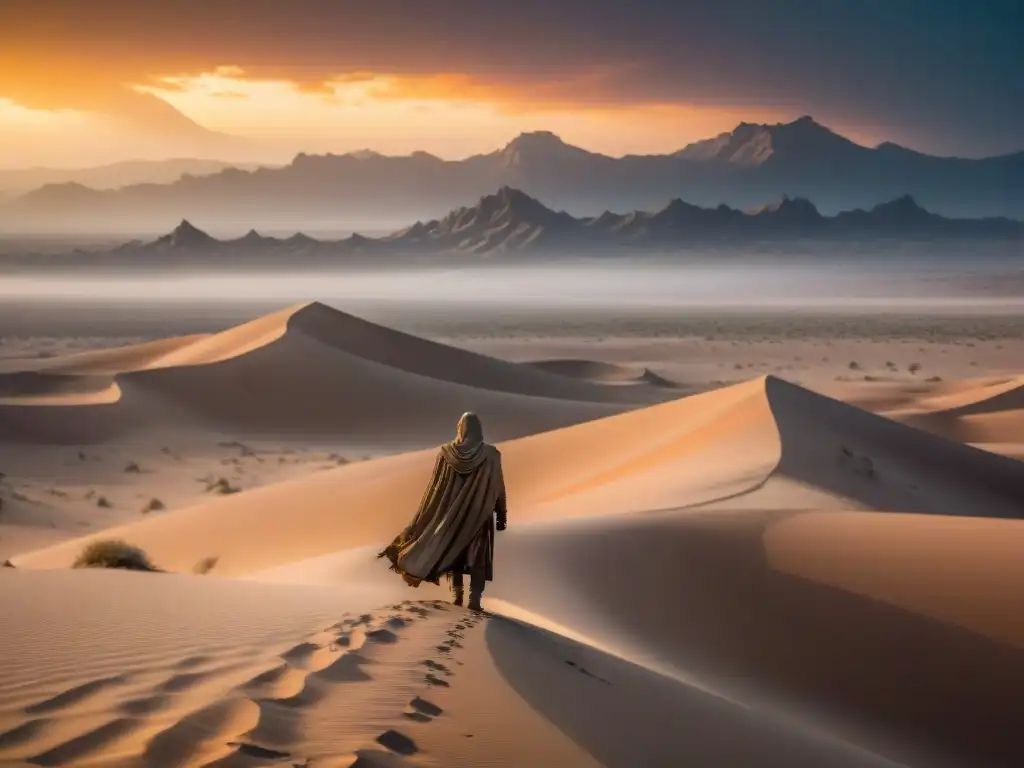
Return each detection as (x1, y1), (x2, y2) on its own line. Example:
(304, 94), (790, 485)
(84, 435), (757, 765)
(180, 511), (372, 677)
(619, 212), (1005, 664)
(926, 375), (943, 382)
(96, 495), (113, 508)
(73, 540), (159, 572)
(218, 440), (257, 457)
(193, 556), (219, 575)
(207, 477), (240, 495)
(848, 361), (861, 370)
(141, 497), (165, 514)
(908, 362), (922, 374)
(124, 461), (141, 473)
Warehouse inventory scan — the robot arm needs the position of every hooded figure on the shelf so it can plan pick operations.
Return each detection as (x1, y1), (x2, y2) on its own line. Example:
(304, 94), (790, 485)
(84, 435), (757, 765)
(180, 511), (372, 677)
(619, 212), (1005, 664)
(378, 412), (507, 611)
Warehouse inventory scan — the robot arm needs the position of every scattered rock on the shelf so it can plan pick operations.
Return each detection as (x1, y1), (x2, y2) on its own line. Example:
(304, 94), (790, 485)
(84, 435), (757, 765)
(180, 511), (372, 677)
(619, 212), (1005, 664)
(193, 556), (219, 575)
(96, 495), (113, 508)
(141, 498), (165, 514)
(124, 461), (141, 473)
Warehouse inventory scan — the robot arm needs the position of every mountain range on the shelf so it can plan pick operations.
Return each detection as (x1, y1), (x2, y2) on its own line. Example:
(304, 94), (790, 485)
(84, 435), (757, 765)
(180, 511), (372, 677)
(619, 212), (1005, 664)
(3, 117), (1023, 235)
(10, 187), (1017, 266)
(0, 158), (268, 198)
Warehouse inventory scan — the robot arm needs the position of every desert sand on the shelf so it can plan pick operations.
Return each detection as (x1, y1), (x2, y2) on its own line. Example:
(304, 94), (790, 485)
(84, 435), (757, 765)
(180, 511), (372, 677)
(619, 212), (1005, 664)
(2, 301), (1023, 767)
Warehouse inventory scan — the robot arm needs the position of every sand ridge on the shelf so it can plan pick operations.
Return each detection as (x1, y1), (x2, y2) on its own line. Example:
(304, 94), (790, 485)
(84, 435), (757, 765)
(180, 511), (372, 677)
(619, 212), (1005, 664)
(3, 302), (1024, 767)
(525, 358), (679, 387)
(12, 373), (1023, 577)
(0, 302), (680, 444)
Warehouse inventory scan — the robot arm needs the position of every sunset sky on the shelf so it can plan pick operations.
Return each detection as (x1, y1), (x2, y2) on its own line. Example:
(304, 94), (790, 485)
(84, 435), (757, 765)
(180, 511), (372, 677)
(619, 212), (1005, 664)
(0, 0), (1021, 168)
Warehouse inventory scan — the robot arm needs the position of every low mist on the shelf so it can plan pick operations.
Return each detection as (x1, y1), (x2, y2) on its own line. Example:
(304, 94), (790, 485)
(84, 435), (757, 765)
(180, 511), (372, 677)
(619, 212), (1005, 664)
(2, 257), (1021, 311)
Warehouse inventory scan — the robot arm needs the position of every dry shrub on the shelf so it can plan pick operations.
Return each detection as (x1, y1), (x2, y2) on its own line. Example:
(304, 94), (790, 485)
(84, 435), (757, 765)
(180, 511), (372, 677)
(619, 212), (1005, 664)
(73, 540), (159, 572)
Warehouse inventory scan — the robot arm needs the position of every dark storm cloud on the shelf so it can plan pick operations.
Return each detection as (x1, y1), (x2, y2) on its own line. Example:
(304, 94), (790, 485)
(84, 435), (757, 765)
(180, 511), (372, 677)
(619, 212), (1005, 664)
(2, 0), (1021, 155)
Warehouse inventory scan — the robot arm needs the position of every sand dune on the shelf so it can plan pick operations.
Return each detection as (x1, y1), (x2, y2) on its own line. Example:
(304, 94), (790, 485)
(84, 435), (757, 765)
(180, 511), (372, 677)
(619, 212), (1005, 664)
(4, 304), (1024, 767)
(0, 371), (121, 407)
(526, 358), (678, 387)
(0, 335), (208, 377)
(876, 375), (1024, 452)
(489, 510), (1024, 768)
(0, 303), (666, 444)
(907, 375), (1024, 417)
(14, 375), (1023, 578)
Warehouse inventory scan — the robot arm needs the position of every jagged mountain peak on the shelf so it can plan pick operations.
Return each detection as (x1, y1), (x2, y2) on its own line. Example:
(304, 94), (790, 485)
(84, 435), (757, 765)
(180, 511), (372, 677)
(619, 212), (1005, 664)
(753, 195), (822, 218)
(503, 130), (571, 152)
(675, 115), (860, 167)
(867, 194), (935, 221)
(158, 219), (216, 248)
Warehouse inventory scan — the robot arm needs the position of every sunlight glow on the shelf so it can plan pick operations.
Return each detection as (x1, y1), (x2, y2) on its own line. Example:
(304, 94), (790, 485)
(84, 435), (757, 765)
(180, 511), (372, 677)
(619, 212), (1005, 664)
(131, 70), (788, 159)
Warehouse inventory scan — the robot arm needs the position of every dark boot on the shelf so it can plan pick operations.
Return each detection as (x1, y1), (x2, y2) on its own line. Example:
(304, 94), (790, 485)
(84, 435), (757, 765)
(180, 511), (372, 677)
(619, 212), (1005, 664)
(450, 572), (464, 607)
(467, 568), (485, 612)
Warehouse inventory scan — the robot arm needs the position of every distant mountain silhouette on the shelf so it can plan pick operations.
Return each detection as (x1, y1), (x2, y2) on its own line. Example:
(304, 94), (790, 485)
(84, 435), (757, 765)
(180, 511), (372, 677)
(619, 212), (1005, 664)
(0, 158), (262, 197)
(386, 186), (580, 252)
(54, 188), (1017, 266)
(3, 117), (1021, 234)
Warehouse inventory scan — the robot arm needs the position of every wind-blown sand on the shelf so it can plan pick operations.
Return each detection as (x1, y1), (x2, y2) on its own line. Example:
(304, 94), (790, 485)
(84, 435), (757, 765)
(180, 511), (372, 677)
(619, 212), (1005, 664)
(2, 302), (1023, 767)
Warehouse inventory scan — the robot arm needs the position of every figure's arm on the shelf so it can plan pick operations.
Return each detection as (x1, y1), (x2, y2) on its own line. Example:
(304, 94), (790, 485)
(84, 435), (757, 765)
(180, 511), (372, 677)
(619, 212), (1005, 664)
(494, 454), (508, 531)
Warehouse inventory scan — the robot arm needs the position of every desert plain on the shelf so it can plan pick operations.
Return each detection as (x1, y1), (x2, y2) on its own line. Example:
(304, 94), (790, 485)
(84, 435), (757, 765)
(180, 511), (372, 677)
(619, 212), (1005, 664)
(1, 290), (1023, 768)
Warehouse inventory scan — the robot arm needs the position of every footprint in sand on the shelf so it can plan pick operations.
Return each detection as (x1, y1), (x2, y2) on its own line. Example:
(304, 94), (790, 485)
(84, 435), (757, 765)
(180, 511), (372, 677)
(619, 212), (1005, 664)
(280, 641), (321, 665)
(366, 628), (399, 644)
(422, 659), (451, 676)
(332, 628), (367, 652)
(375, 729), (418, 756)
(424, 673), (450, 688)
(403, 696), (444, 723)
